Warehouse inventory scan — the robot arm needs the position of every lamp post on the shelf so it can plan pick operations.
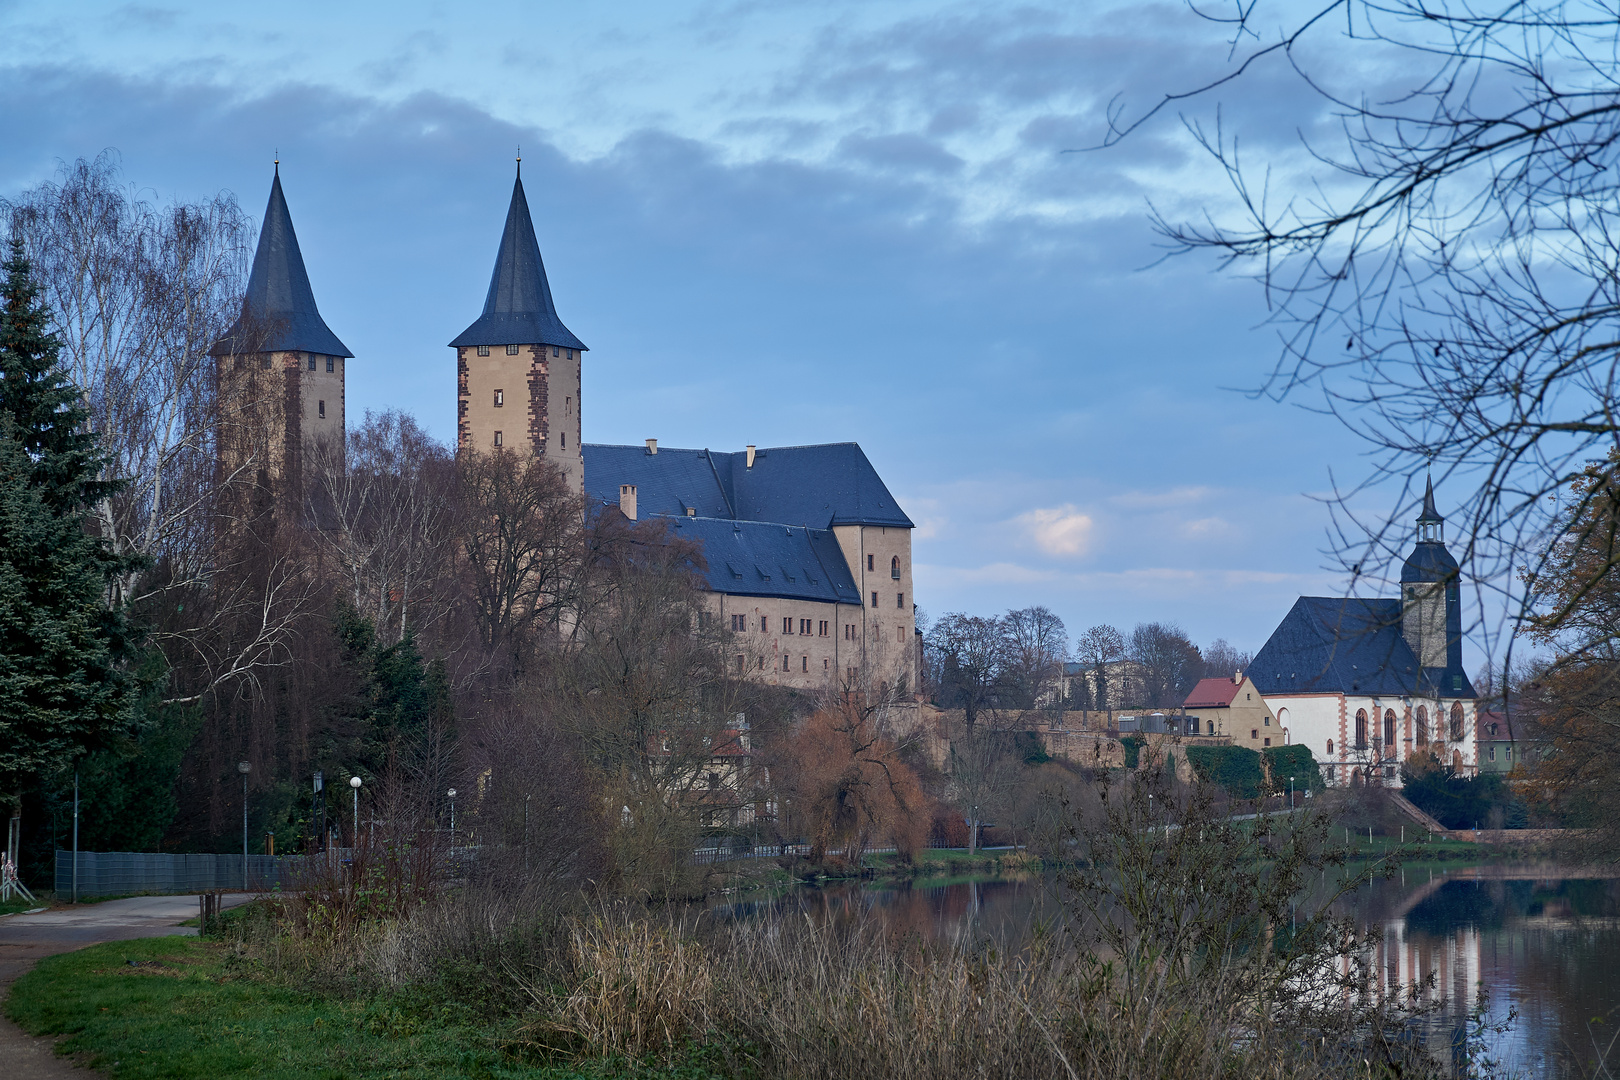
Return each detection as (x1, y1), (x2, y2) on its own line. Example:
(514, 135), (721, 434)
(237, 761), (251, 890)
(349, 776), (362, 847)
(1289, 775), (1295, 811)
(72, 770), (79, 904)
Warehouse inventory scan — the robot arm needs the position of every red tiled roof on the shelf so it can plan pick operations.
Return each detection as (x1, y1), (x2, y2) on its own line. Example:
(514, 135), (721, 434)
(1184, 677), (1241, 709)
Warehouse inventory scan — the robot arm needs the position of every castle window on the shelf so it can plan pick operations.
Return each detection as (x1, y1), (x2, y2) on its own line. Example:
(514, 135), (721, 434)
(800, 619), (812, 635)
(735, 655), (744, 673)
(891, 556), (900, 580)
(494, 389), (504, 407)
(566, 396), (572, 414)
(845, 624), (854, 640)
(1355, 709), (1368, 748)
(819, 620), (828, 636)
(824, 658), (830, 671)
(506, 344), (520, 355)
(567, 349), (574, 360)
(308, 354), (316, 371)
(493, 431), (503, 447)
(867, 554), (874, 572)
(801, 656), (808, 672)
(782, 656), (791, 672)
(552, 346), (559, 357)
(848, 667), (857, 682)
(871, 592), (878, 608)
(731, 614), (746, 631)
(560, 432), (566, 448)
(477, 345), (490, 357)
(318, 400), (326, 419)
(760, 616), (767, 632)
(896, 592), (904, 608)
(783, 617), (793, 634)
(326, 356), (334, 372)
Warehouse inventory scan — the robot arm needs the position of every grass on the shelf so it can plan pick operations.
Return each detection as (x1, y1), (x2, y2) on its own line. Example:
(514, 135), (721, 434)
(4, 936), (726, 1079)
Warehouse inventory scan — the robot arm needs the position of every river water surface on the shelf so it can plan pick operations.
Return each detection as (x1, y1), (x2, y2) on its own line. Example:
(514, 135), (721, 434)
(709, 863), (1620, 1077)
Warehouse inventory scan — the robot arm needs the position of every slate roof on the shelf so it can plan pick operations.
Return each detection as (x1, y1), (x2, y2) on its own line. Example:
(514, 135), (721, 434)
(583, 442), (913, 530)
(449, 172), (586, 352)
(1183, 677), (1242, 709)
(662, 516), (861, 605)
(210, 169), (352, 358)
(1246, 596), (1476, 699)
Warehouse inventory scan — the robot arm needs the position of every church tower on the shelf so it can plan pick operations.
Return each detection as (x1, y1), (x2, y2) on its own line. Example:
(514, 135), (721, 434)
(210, 165), (351, 494)
(450, 164), (587, 492)
(1400, 477), (1463, 679)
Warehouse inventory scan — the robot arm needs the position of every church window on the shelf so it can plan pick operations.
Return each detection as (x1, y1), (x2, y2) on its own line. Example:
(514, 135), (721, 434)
(326, 356), (334, 372)
(493, 431), (503, 447)
(308, 354), (316, 371)
(1450, 702), (1465, 740)
(1327, 740), (1334, 755)
(477, 345), (490, 356)
(506, 344), (520, 355)
(867, 554), (874, 572)
(1384, 709), (1397, 747)
(1416, 706), (1428, 745)
(318, 400), (326, 419)
(493, 389), (504, 407)
(891, 556), (901, 579)
(1355, 709), (1368, 749)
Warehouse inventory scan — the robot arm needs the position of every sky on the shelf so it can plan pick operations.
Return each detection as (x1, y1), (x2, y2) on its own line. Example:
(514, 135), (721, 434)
(0, 0), (1429, 657)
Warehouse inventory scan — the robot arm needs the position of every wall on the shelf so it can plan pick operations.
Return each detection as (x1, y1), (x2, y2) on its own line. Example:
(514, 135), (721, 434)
(832, 524), (914, 689)
(457, 343), (584, 491)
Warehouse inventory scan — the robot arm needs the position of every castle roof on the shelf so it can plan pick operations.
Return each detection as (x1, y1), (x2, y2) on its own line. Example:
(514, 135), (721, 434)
(449, 172), (586, 351)
(583, 442), (913, 529)
(209, 169), (352, 358)
(661, 516), (861, 605)
(1246, 596), (1475, 699)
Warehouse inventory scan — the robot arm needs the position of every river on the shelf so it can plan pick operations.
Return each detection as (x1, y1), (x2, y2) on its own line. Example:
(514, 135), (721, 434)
(707, 862), (1620, 1077)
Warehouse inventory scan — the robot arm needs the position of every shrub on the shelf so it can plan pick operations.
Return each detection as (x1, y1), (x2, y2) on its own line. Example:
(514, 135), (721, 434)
(1185, 744), (1264, 798)
(1263, 745), (1324, 793)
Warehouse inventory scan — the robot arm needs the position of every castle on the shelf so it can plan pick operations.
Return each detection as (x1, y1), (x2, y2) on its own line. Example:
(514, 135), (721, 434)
(212, 166), (916, 692)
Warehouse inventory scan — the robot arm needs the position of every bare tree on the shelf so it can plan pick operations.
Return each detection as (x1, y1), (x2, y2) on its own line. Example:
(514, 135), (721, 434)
(1075, 623), (1126, 722)
(307, 410), (457, 646)
(925, 612), (1006, 732)
(1128, 622), (1204, 710)
(1110, 3), (1620, 682)
(1202, 638), (1253, 682)
(1001, 605), (1069, 709)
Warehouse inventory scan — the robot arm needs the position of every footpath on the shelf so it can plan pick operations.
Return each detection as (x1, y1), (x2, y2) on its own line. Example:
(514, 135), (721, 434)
(0, 894), (258, 1078)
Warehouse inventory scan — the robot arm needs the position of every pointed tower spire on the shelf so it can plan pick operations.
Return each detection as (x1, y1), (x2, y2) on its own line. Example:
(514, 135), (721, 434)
(448, 172), (586, 351)
(1418, 474), (1442, 525)
(210, 170), (351, 357)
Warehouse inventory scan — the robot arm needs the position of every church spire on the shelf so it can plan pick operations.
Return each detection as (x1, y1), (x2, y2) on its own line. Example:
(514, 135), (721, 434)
(448, 170), (586, 351)
(210, 169), (352, 358)
(1416, 474), (1443, 543)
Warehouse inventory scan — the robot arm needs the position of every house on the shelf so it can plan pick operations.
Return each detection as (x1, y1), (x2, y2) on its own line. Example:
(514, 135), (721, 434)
(1182, 673), (1281, 748)
(1245, 480), (1478, 786)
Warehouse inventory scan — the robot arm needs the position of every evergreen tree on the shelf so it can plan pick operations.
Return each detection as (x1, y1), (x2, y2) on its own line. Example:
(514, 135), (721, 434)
(0, 240), (136, 801)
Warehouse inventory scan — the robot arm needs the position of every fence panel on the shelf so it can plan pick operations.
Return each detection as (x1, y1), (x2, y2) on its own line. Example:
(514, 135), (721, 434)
(54, 851), (301, 897)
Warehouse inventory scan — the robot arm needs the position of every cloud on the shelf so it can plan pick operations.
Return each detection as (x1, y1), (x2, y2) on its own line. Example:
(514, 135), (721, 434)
(1016, 503), (1094, 557)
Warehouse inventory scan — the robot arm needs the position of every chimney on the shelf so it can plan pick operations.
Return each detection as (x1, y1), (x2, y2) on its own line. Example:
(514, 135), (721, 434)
(745, 445), (756, 469)
(645, 438), (657, 455)
(1233, 669), (1243, 685)
(619, 484), (637, 521)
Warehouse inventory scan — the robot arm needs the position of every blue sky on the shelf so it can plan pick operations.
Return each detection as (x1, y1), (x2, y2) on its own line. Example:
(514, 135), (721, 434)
(0, 0), (1413, 654)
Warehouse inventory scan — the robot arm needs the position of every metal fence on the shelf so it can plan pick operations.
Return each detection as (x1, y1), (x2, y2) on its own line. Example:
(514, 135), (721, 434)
(54, 851), (301, 897)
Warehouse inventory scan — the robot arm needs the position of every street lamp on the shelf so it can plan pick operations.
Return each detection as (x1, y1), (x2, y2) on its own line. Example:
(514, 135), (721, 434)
(237, 761), (251, 890)
(447, 789), (457, 835)
(349, 775), (362, 846)
(1289, 775), (1295, 811)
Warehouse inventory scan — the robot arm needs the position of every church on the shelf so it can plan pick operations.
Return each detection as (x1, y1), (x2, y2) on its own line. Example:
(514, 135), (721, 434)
(1244, 482), (1478, 785)
(213, 165), (917, 693)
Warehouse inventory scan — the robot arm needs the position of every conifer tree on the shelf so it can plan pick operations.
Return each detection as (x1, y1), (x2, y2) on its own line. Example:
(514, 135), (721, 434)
(0, 239), (135, 801)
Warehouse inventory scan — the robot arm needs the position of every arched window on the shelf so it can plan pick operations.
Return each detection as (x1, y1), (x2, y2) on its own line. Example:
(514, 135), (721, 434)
(1355, 709), (1369, 749)
(1450, 702), (1465, 741)
(1327, 739), (1334, 756)
(890, 555), (901, 580)
(1384, 709), (1397, 751)
(1416, 706), (1428, 746)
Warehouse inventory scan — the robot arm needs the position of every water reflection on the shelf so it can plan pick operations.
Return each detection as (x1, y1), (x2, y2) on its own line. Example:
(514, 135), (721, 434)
(708, 866), (1620, 1077)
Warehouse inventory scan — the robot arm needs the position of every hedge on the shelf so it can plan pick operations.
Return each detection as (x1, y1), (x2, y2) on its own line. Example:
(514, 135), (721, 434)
(1263, 745), (1325, 792)
(1184, 745), (1265, 798)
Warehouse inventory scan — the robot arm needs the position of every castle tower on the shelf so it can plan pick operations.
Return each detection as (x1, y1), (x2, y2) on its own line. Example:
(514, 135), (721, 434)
(1400, 477), (1463, 678)
(450, 165), (587, 492)
(209, 165), (351, 494)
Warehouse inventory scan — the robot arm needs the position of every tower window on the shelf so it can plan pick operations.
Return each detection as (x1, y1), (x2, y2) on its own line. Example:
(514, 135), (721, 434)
(760, 616), (767, 632)
(308, 354), (316, 371)
(801, 656), (808, 672)
(824, 658), (830, 671)
(477, 345), (490, 357)
(326, 356), (334, 372)
(567, 349), (574, 360)
(896, 592), (904, 608)
(566, 396), (572, 414)
(318, 400), (326, 419)
(560, 432), (566, 448)
(552, 346), (559, 357)
(891, 556), (900, 579)
(871, 592), (878, 608)
(493, 431), (503, 447)
(867, 554), (874, 572)
(493, 389), (504, 407)
(506, 344), (520, 355)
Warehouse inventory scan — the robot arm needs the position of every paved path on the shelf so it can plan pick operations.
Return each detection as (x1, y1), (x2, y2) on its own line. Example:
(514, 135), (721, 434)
(0, 894), (258, 1078)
